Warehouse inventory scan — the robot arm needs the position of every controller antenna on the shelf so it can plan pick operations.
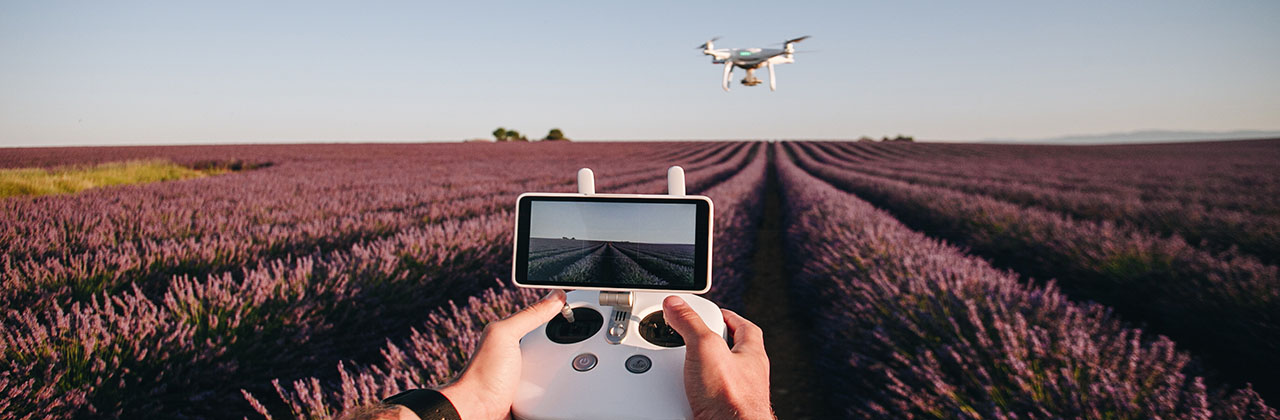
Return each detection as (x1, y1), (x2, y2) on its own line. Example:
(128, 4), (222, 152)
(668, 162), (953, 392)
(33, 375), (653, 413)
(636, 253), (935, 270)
(667, 166), (685, 196)
(577, 168), (595, 195)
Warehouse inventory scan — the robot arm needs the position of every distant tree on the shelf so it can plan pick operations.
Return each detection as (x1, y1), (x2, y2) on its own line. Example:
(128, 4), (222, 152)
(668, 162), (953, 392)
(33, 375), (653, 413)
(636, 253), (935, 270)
(544, 128), (568, 141)
(856, 136), (875, 143)
(494, 126), (561, 142)
(887, 134), (915, 142)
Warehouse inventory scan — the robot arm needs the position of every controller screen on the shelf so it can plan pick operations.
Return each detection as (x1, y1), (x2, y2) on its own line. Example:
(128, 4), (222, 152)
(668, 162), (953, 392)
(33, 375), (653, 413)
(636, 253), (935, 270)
(523, 199), (701, 288)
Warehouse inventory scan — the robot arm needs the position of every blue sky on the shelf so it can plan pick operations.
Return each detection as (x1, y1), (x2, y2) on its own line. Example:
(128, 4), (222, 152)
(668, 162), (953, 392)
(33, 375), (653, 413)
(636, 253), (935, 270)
(529, 201), (695, 244)
(1, 1), (1278, 146)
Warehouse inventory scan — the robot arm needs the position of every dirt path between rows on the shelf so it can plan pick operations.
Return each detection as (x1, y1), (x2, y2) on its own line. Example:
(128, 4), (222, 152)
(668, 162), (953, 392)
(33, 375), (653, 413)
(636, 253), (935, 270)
(743, 158), (829, 419)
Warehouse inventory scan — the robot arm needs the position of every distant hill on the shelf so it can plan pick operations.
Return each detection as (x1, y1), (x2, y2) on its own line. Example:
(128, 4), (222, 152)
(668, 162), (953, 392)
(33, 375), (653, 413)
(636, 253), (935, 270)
(981, 130), (1280, 145)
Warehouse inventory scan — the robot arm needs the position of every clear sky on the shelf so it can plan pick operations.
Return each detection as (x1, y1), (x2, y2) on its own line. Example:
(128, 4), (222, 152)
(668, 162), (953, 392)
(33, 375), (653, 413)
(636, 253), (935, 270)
(529, 201), (695, 244)
(2, 1), (1278, 147)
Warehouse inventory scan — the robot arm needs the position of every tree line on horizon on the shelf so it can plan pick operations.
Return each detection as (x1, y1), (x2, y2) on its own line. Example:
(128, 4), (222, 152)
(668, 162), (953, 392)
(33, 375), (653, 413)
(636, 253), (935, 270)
(857, 134), (914, 142)
(490, 127), (569, 142)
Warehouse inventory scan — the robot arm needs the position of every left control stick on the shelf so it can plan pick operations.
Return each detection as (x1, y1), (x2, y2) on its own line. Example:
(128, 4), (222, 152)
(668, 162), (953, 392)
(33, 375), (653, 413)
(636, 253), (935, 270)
(560, 304), (576, 323)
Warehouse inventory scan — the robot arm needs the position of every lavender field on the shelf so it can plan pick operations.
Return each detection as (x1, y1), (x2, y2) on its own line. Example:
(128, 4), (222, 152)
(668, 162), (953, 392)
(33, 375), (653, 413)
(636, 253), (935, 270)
(2, 139), (1278, 419)
(528, 238), (696, 286)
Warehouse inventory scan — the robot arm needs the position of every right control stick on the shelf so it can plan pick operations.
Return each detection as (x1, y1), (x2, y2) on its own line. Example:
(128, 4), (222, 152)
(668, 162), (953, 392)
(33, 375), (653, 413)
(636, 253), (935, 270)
(639, 310), (686, 348)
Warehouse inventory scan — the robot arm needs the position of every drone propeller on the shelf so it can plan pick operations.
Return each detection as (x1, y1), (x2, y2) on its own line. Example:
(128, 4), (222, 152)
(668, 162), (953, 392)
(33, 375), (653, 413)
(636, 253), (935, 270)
(697, 36), (721, 50)
(784, 35), (810, 45)
(771, 36), (810, 46)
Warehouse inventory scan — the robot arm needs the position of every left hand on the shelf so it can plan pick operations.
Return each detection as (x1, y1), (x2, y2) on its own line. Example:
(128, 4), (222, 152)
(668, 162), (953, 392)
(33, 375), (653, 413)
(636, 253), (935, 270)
(433, 289), (568, 420)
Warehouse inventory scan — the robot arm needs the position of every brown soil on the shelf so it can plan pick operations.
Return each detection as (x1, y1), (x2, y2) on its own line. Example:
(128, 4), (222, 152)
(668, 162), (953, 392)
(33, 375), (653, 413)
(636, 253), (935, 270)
(742, 159), (830, 419)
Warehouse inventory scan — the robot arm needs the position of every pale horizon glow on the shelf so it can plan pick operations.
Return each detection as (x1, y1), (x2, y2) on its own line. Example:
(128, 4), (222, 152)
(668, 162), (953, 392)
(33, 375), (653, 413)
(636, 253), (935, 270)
(2, 1), (1278, 147)
(529, 201), (696, 245)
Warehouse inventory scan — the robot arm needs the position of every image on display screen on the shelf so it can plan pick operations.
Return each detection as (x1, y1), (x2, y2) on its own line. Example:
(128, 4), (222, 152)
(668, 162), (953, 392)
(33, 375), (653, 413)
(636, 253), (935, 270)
(526, 201), (697, 287)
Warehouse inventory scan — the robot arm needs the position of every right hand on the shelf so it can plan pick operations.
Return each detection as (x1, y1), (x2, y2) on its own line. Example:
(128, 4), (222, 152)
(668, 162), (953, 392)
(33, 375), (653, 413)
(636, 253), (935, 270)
(662, 296), (775, 420)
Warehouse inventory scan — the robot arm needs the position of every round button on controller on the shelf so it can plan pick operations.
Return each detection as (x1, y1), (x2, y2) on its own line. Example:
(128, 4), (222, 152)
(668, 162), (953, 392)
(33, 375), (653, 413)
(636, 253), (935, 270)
(572, 353), (598, 372)
(625, 355), (652, 374)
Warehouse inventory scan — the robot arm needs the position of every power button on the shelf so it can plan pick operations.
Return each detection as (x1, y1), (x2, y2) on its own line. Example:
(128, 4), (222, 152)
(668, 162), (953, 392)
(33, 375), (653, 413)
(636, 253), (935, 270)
(572, 353), (598, 372)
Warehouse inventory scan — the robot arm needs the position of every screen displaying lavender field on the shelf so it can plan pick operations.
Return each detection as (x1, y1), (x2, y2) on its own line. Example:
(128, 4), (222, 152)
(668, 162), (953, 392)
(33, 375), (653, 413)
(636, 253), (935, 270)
(526, 201), (697, 287)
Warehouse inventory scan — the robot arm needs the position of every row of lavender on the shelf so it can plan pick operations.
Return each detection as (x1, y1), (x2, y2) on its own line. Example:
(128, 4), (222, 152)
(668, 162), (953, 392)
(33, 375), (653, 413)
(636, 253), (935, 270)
(1, 142), (740, 312)
(243, 144), (768, 419)
(0, 142), (757, 419)
(775, 143), (1275, 418)
(817, 141), (1280, 264)
(838, 139), (1280, 216)
(786, 141), (1280, 402)
(826, 140), (1280, 218)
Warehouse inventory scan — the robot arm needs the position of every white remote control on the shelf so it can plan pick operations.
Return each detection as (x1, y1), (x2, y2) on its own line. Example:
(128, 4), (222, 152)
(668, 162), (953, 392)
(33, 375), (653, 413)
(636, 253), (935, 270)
(513, 290), (727, 420)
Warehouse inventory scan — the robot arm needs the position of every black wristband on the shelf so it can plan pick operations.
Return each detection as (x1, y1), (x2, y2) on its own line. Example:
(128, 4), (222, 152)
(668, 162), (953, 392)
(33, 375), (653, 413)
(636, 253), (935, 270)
(382, 388), (462, 420)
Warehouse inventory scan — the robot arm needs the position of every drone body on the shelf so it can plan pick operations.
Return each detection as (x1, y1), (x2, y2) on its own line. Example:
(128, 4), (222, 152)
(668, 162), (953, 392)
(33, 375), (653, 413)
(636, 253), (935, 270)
(699, 36), (808, 91)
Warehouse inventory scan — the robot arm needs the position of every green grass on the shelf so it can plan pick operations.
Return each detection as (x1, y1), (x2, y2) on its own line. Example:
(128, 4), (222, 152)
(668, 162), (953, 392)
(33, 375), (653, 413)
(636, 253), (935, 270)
(0, 159), (222, 199)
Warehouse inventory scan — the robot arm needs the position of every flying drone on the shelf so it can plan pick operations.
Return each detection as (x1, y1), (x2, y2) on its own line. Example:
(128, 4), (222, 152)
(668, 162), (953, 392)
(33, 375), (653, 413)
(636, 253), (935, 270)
(699, 36), (809, 91)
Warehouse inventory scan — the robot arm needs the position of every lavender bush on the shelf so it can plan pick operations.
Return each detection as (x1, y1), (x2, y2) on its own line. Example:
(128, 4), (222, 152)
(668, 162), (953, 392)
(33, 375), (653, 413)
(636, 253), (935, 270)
(828, 140), (1280, 216)
(243, 284), (546, 420)
(696, 143), (767, 311)
(812, 141), (1280, 264)
(788, 141), (1280, 401)
(775, 143), (1276, 418)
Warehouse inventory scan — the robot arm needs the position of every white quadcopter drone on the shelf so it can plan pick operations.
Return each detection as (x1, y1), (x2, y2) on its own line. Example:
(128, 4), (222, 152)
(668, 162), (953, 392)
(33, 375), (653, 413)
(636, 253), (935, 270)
(699, 35), (809, 91)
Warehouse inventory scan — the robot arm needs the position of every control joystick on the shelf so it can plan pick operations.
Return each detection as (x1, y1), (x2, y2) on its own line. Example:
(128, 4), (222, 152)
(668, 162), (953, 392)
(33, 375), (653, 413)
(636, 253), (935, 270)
(638, 311), (685, 348)
(545, 307), (603, 344)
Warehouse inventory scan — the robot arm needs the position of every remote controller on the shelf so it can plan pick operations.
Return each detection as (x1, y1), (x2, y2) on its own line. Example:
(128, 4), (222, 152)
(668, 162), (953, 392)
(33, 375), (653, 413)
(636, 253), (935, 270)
(511, 166), (724, 419)
(513, 290), (727, 420)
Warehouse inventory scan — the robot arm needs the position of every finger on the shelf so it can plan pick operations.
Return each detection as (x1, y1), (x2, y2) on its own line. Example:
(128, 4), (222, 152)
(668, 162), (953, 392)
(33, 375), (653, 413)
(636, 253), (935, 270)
(721, 309), (765, 355)
(662, 296), (721, 351)
(491, 289), (567, 340)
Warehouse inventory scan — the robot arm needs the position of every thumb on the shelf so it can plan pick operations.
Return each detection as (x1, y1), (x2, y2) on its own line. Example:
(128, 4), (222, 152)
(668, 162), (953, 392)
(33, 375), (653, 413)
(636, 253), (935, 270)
(492, 289), (567, 340)
(662, 296), (719, 351)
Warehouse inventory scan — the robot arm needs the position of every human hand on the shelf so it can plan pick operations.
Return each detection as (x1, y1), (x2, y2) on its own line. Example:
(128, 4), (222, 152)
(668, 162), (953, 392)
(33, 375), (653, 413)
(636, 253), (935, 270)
(662, 296), (774, 420)
(433, 289), (568, 420)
